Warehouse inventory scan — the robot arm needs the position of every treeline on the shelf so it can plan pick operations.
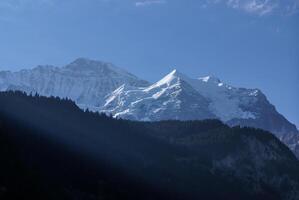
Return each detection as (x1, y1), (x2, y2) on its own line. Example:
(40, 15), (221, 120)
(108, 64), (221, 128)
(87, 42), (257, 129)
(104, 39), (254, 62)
(0, 91), (298, 200)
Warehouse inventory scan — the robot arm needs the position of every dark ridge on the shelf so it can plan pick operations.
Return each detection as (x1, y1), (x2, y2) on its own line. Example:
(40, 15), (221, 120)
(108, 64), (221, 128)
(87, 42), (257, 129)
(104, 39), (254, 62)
(0, 91), (298, 200)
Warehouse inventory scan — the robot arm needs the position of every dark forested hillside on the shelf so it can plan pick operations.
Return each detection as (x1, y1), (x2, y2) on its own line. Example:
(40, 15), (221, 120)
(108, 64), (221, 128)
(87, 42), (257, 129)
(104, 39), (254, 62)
(0, 91), (298, 200)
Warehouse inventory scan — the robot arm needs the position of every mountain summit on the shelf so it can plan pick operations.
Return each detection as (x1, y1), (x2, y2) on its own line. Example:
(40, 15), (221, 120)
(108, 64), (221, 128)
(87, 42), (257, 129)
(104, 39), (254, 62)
(0, 58), (149, 108)
(103, 69), (215, 121)
(153, 69), (190, 86)
(0, 59), (298, 157)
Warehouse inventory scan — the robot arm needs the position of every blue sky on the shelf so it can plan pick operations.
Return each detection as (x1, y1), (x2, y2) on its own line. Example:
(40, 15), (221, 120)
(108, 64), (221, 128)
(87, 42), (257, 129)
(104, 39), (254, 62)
(0, 0), (298, 126)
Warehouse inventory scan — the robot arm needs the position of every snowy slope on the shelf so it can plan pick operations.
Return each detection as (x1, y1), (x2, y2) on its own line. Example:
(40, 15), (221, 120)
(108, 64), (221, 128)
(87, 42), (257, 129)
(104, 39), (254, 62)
(0, 58), (149, 108)
(102, 70), (215, 121)
(103, 69), (260, 122)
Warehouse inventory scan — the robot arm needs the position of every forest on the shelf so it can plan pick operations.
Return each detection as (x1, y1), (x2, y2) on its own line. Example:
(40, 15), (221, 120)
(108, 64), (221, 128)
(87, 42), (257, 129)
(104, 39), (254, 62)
(0, 91), (298, 200)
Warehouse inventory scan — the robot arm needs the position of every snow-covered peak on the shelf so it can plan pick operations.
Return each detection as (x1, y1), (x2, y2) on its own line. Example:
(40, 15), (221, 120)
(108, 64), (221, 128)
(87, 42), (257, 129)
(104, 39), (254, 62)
(69, 57), (109, 68)
(64, 58), (135, 78)
(102, 70), (215, 121)
(167, 69), (186, 77)
(146, 69), (191, 90)
(66, 58), (107, 70)
(153, 71), (226, 92)
(167, 69), (190, 79)
(0, 58), (150, 110)
(132, 70), (262, 123)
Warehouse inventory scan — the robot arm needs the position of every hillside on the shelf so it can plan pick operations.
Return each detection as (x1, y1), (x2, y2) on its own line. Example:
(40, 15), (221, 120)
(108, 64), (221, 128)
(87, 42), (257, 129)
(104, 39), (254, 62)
(0, 91), (298, 200)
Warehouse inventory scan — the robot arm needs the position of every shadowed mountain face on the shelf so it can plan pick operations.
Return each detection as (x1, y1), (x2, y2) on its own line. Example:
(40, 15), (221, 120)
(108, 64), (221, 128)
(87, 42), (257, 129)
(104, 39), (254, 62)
(0, 58), (298, 158)
(0, 91), (299, 200)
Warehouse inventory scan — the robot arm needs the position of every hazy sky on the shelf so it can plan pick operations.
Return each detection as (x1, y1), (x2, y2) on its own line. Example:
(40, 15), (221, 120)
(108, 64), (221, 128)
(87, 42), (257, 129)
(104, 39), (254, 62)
(0, 0), (298, 126)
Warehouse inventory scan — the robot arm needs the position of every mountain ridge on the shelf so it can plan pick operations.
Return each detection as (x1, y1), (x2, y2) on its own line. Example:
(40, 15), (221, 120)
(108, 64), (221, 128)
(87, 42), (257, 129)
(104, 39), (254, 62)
(0, 58), (298, 158)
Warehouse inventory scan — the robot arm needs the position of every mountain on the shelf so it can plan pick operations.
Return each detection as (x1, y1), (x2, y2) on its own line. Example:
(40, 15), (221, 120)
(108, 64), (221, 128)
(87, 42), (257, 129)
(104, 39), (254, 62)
(1, 91), (299, 200)
(103, 69), (259, 121)
(0, 58), (149, 109)
(0, 58), (298, 158)
(102, 70), (216, 121)
(102, 69), (299, 157)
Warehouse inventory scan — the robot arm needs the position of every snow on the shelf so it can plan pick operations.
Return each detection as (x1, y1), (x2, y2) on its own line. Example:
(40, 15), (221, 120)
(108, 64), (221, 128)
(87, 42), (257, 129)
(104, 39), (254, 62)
(0, 58), (149, 110)
(101, 69), (260, 122)
(200, 76), (211, 82)
(154, 70), (259, 122)
(155, 69), (178, 86)
(0, 61), (269, 123)
(145, 69), (189, 91)
(249, 90), (259, 96)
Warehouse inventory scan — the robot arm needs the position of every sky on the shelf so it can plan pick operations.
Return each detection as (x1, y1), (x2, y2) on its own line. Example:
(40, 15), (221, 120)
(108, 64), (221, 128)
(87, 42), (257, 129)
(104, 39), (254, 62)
(0, 0), (298, 126)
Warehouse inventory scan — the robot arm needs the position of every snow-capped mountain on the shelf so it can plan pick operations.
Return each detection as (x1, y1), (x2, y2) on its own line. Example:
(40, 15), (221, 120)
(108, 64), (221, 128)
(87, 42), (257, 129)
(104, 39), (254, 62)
(103, 69), (260, 122)
(102, 69), (299, 157)
(0, 58), (149, 109)
(0, 58), (298, 157)
(102, 70), (215, 121)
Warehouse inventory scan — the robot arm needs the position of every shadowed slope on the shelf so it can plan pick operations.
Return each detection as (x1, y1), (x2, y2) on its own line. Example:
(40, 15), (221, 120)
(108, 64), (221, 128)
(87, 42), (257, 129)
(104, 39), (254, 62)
(0, 91), (298, 200)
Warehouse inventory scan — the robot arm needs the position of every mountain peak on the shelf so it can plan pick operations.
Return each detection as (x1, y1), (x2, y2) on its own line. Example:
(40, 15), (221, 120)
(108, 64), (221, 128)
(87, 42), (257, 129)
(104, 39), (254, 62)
(169, 69), (187, 77)
(70, 57), (112, 66)
(169, 69), (179, 75)
(153, 69), (190, 87)
(66, 58), (112, 71)
(63, 58), (140, 79)
(72, 57), (92, 64)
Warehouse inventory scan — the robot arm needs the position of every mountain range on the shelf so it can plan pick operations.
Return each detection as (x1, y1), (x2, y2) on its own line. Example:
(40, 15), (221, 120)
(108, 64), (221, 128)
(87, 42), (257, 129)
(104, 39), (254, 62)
(0, 58), (298, 157)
